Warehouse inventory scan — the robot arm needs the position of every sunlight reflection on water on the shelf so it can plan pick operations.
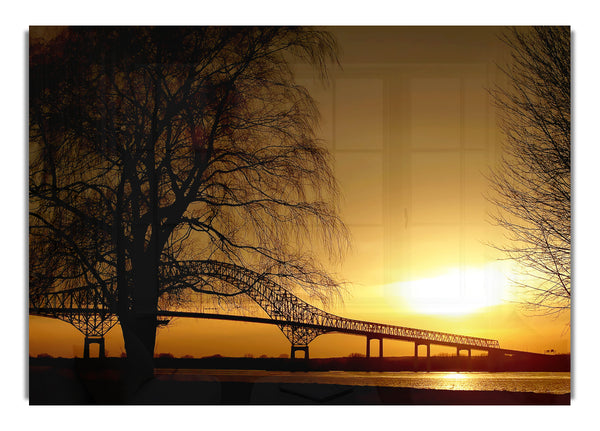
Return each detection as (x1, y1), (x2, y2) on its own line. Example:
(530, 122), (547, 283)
(441, 372), (468, 380)
(160, 369), (570, 394)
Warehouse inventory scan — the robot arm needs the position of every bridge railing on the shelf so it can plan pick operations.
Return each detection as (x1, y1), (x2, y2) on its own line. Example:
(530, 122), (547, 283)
(175, 260), (500, 350)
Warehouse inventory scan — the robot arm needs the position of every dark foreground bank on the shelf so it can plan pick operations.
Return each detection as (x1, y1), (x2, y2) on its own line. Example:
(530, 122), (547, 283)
(29, 358), (570, 405)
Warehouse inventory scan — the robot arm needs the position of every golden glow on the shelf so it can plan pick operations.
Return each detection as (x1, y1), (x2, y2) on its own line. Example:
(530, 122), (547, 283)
(27, 28), (571, 359)
(390, 262), (516, 316)
(441, 372), (468, 380)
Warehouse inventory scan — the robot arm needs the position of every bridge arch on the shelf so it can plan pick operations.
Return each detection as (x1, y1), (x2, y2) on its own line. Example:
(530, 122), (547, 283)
(169, 260), (333, 350)
(31, 259), (502, 359)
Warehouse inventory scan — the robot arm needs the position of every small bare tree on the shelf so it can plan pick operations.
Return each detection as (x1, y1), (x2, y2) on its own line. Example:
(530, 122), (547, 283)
(488, 26), (570, 315)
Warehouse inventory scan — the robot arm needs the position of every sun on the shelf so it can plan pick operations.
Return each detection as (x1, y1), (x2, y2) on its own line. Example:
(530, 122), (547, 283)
(389, 262), (514, 316)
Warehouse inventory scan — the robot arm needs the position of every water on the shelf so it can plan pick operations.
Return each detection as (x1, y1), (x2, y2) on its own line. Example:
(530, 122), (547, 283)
(156, 369), (570, 394)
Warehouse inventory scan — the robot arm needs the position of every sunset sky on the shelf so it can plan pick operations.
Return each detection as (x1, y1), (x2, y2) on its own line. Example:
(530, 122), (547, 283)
(28, 26), (571, 359)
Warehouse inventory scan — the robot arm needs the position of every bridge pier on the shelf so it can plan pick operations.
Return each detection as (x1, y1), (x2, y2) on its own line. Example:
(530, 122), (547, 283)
(457, 347), (472, 358)
(457, 347), (472, 371)
(366, 336), (383, 358)
(83, 336), (105, 359)
(291, 345), (309, 360)
(414, 342), (431, 371)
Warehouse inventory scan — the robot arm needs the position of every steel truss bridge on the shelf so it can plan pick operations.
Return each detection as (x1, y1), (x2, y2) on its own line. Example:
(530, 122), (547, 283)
(30, 259), (517, 361)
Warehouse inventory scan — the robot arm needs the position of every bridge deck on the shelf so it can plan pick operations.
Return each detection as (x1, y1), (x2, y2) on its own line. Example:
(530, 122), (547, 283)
(155, 310), (500, 350)
(30, 259), (500, 352)
(30, 307), (499, 350)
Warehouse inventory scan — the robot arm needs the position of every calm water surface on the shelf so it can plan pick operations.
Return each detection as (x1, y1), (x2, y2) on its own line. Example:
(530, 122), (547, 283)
(156, 369), (570, 394)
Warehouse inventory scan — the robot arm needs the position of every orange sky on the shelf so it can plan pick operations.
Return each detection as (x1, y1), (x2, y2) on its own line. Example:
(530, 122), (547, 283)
(28, 27), (570, 359)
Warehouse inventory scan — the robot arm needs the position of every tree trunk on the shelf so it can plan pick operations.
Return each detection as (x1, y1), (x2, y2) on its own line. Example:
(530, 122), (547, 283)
(119, 258), (159, 401)
(119, 316), (155, 401)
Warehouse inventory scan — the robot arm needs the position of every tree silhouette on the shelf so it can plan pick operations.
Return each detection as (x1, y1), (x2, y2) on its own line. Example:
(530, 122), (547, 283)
(488, 26), (570, 315)
(29, 27), (348, 389)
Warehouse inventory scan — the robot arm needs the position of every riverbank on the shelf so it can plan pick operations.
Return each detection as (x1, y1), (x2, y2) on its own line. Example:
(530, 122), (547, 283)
(29, 358), (570, 405)
(31, 353), (571, 372)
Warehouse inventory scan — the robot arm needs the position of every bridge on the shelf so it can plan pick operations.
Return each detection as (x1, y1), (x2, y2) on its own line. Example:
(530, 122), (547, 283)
(30, 259), (519, 363)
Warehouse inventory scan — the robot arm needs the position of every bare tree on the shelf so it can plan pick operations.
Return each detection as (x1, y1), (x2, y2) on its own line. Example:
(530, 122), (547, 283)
(29, 27), (348, 387)
(488, 26), (570, 315)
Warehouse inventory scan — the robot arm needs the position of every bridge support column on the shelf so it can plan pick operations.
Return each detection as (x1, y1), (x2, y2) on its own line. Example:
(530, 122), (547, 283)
(83, 336), (105, 359)
(456, 347), (472, 358)
(414, 343), (431, 371)
(366, 336), (383, 358)
(457, 347), (472, 371)
(291, 345), (309, 360)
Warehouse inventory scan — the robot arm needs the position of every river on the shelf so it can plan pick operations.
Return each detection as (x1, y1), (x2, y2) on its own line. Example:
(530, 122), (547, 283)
(155, 369), (570, 394)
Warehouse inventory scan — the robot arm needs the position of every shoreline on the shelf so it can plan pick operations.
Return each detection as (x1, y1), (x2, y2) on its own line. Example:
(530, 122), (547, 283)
(29, 358), (570, 405)
(30, 354), (571, 373)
